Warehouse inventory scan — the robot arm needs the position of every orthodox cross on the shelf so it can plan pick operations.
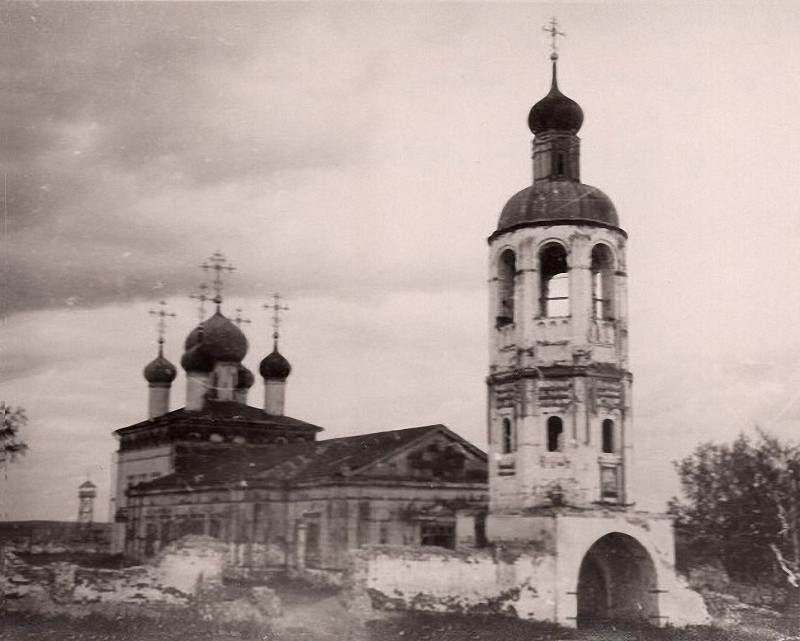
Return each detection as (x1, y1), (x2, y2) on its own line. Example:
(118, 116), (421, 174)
(543, 17), (566, 60)
(201, 251), (235, 311)
(233, 307), (252, 327)
(263, 293), (289, 347)
(148, 300), (176, 355)
(189, 283), (210, 322)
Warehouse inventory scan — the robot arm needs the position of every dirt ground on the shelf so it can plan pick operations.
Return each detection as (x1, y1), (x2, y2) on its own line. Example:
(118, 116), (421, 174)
(3, 579), (800, 641)
(3, 607), (800, 641)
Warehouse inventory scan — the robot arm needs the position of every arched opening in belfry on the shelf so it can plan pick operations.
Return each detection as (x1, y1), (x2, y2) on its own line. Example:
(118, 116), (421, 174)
(576, 532), (659, 628)
(591, 244), (615, 320)
(539, 243), (569, 317)
(496, 249), (516, 328)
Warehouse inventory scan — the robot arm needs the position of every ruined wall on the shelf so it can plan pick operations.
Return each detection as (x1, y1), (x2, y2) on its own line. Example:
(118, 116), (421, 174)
(128, 482), (486, 578)
(350, 512), (710, 628)
(3, 536), (228, 607)
(349, 544), (556, 621)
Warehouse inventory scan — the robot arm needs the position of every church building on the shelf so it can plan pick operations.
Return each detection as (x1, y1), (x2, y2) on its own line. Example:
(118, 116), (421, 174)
(111, 257), (488, 579)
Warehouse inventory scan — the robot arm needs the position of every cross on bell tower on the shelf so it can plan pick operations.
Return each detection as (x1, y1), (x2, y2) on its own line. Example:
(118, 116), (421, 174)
(542, 17), (566, 60)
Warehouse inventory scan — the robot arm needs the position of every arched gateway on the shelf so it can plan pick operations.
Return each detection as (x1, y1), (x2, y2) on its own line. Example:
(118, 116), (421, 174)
(577, 533), (659, 627)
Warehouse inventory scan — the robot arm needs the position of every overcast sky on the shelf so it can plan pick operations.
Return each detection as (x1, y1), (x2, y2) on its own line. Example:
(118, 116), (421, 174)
(4, 2), (800, 522)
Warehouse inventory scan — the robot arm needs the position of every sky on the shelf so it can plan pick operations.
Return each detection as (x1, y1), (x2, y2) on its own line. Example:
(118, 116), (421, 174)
(4, 1), (800, 522)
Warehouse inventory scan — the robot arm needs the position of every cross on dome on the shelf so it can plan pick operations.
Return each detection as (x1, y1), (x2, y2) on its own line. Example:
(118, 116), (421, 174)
(542, 17), (566, 61)
(189, 283), (210, 323)
(148, 300), (176, 355)
(201, 251), (235, 311)
(263, 293), (289, 347)
(234, 308), (252, 327)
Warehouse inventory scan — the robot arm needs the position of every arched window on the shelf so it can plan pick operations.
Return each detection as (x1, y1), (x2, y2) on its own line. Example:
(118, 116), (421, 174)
(602, 419), (615, 454)
(501, 418), (514, 454)
(591, 244), (615, 320)
(496, 249), (516, 328)
(540, 243), (569, 317)
(547, 416), (563, 452)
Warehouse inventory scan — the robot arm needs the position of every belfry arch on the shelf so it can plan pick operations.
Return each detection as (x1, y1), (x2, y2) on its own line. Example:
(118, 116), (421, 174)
(576, 532), (659, 627)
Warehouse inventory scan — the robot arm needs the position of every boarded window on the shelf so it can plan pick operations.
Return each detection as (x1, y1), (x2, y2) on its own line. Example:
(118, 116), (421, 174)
(305, 519), (321, 568)
(600, 465), (620, 501)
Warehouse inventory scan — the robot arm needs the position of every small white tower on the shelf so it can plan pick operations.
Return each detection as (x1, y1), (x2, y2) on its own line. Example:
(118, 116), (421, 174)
(78, 480), (97, 526)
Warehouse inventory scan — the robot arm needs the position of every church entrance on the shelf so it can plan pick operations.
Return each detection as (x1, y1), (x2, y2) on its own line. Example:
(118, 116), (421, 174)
(576, 532), (659, 627)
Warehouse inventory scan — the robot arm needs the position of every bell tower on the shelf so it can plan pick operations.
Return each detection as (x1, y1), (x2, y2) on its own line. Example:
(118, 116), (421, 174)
(487, 32), (631, 520)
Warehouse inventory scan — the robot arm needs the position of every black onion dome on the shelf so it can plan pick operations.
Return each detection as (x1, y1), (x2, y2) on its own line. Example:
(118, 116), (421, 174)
(497, 180), (618, 233)
(180, 344), (215, 373)
(236, 363), (255, 390)
(259, 347), (292, 381)
(184, 325), (203, 350)
(144, 354), (177, 384)
(528, 61), (583, 135)
(201, 311), (248, 363)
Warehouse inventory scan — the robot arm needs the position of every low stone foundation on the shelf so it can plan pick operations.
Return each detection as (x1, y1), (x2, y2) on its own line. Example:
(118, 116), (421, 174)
(348, 513), (710, 629)
(3, 535), (229, 606)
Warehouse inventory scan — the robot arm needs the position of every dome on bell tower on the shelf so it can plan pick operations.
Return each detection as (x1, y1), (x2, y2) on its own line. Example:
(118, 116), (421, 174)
(528, 57), (583, 135)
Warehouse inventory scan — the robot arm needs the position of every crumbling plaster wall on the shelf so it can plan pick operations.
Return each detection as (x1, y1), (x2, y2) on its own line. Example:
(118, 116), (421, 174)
(351, 512), (710, 628)
(3, 536), (228, 606)
(349, 545), (556, 621)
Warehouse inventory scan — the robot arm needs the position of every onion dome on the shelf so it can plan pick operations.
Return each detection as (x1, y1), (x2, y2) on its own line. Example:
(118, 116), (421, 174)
(236, 363), (255, 390)
(144, 353), (178, 384)
(260, 347), (292, 381)
(528, 59), (583, 135)
(201, 311), (248, 363)
(184, 325), (203, 350)
(497, 180), (618, 233)
(180, 344), (215, 373)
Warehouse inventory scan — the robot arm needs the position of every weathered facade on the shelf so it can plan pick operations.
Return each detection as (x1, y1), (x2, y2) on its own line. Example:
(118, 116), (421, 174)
(124, 426), (487, 579)
(113, 287), (488, 577)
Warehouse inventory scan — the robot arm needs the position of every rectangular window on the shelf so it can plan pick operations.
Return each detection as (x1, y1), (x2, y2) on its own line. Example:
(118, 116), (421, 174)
(420, 522), (455, 549)
(357, 501), (370, 547)
(600, 465), (621, 502)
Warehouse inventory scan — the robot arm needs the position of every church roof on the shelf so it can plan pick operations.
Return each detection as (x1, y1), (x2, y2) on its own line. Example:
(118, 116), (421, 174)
(115, 400), (323, 449)
(129, 424), (486, 494)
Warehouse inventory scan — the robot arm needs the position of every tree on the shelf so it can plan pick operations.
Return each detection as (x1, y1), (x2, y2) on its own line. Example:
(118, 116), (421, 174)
(670, 430), (800, 586)
(0, 402), (28, 463)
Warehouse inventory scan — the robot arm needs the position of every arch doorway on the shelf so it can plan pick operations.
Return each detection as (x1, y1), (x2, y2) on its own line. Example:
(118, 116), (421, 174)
(576, 532), (659, 627)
